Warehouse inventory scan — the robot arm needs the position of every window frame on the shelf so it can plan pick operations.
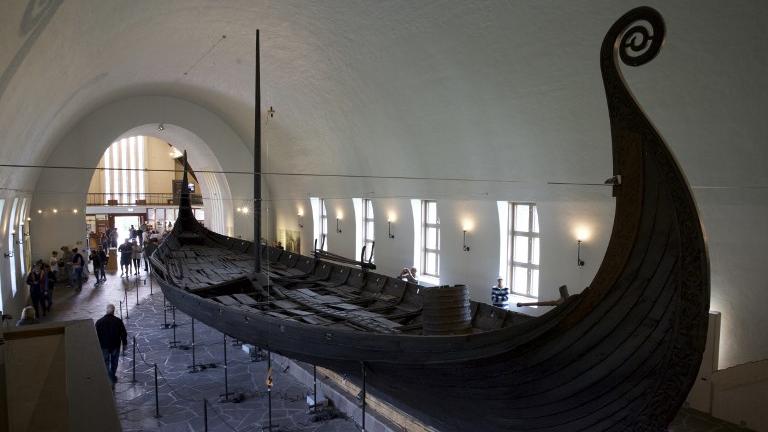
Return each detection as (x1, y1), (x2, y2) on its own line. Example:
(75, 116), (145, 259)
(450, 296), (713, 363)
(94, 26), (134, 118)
(421, 200), (440, 279)
(507, 202), (540, 297)
(320, 199), (328, 251)
(362, 198), (375, 262)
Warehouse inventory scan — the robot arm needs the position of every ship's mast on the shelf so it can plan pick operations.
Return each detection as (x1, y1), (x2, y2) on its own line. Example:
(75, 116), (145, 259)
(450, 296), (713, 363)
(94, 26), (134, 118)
(254, 29), (261, 273)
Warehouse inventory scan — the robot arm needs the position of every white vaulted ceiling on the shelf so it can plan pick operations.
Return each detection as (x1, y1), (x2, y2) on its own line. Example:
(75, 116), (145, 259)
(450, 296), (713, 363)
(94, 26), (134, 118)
(1, 0), (766, 201)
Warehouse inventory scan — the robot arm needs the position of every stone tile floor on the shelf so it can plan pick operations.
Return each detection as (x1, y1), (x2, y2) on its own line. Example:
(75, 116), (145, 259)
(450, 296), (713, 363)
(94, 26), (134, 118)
(31, 268), (753, 431)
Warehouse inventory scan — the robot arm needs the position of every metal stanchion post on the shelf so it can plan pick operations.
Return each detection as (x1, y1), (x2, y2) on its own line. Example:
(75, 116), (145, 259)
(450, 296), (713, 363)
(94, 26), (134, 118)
(203, 399), (208, 432)
(162, 297), (168, 328)
(136, 278), (139, 305)
(188, 318), (198, 372)
(119, 301), (123, 321)
(313, 365), (317, 412)
(219, 333), (233, 401)
(132, 336), (137, 383)
(263, 349), (276, 431)
(361, 361), (366, 432)
(124, 287), (129, 319)
(154, 363), (160, 418)
(169, 306), (179, 348)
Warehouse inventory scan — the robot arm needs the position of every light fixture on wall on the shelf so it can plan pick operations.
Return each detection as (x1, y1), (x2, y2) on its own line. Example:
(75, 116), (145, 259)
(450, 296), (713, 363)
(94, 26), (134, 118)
(52, 208), (58, 214)
(241, 206), (249, 215)
(37, 209), (42, 214)
(574, 226), (590, 268)
(462, 219), (474, 252)
(72, 209), (78, 214)
(3, 250), (12, 258)
(158, 123), (165, 131)
(297, 208), (304, 228)
(387, 212), (396, 239)
(336, 210), (343, 233)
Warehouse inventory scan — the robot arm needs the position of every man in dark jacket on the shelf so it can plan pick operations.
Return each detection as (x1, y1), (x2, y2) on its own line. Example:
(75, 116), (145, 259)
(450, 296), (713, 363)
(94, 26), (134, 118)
(95, 304), (128, 388)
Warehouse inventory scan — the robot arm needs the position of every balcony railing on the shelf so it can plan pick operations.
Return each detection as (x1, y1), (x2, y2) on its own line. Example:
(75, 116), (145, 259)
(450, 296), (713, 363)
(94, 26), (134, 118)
(86, 192), (203, 206)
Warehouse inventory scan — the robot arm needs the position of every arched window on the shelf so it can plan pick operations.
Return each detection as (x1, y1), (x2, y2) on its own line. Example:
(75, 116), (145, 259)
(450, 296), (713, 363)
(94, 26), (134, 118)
(412, 199), (440, 285)
(499, 202), (540, 298)
(7, 198), (18, 296)
(103, 136), (146, 203)
(353, 198), (375, 263)
(310, 197), (328, 251)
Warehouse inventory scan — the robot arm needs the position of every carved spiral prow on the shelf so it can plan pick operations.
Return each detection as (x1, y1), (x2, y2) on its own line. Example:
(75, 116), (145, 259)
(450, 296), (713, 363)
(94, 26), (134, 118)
(605, 7), (666, 68)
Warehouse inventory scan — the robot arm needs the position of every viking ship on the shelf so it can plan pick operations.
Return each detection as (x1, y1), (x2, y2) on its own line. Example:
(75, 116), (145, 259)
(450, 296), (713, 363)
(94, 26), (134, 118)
(150, 7), (710, 431)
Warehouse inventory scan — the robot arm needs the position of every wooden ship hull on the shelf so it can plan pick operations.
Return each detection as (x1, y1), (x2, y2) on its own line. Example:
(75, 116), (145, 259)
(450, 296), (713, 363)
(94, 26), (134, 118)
(151, 7), (709, 431)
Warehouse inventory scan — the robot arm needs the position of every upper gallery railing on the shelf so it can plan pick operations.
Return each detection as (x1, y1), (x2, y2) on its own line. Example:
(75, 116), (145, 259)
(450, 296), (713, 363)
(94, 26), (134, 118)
(86, 192), (203, 206)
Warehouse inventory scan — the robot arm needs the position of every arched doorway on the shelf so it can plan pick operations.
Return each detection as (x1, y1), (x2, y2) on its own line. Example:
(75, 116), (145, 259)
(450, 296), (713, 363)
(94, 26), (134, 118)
(31, 96), (259, 264)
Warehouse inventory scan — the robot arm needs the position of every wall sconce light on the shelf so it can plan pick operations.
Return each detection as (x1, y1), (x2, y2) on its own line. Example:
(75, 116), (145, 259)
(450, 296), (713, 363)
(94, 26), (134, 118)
(72, 209), (78, 214)
(37, 209), (42, 214)
(574, 226), (590, 268)
(336, 211), (343, 233)
(462, 220), (473, 252)
(26, 217), (31, 222)
(241, 206), (249, 214)
(297, 208), (304, 228)
(52, 208), (58, 214)
(387, 213), (396, 239)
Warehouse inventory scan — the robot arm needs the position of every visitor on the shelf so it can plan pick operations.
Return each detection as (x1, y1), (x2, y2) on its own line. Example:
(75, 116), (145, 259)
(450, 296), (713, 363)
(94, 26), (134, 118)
(398, 266), (419, 284)
(491, 277), (509, 307)
(43, 263), (54, 314)
(16, 306), (39, 326)
(95, 304), (128, 389)
(61, 246), (73, 287)
(131, 239), (142, 276)
(90, 246), (107, 283)
(143, 237), (159, 272)
(109, 227), (118, 248)
(129, 225), (136, 240)
(99, 231), (109, 251)
(26, 264), (44, 317)
(118, 238), (132, 277)
(49, 250), (59, 285)
(71, 247), (85, 292)
(138, 222), (147, 246)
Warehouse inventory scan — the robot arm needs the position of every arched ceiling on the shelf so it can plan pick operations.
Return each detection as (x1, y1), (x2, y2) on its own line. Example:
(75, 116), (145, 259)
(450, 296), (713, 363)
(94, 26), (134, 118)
(1, 0), (767, 201)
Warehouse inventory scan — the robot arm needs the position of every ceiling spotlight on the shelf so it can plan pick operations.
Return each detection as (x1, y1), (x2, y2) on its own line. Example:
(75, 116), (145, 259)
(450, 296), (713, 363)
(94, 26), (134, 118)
(158, 123), (165, 131)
